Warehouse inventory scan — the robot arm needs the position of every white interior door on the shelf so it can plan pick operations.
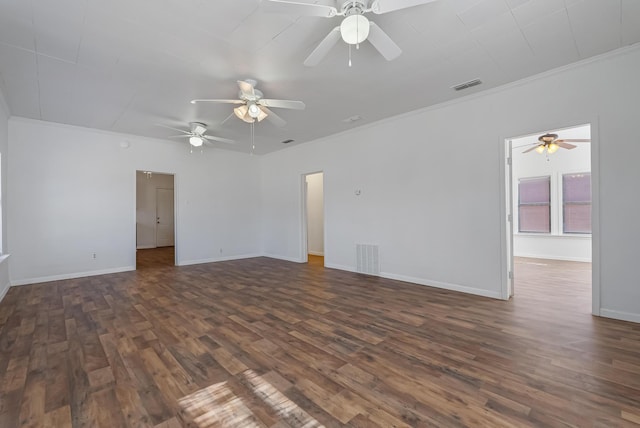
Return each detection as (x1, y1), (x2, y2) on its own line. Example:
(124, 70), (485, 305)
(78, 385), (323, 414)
(156, 188), (174, 247)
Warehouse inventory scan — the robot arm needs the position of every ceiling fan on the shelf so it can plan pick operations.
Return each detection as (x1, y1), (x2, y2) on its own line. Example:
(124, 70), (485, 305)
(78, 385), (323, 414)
(191, 79), (305, 128)
(264, 0), (438, 66)
(522, 133), (590, 155)
(158, 122), (234, 148)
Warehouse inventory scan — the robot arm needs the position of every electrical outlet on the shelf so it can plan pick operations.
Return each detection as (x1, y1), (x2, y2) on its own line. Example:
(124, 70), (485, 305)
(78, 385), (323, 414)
(219, 248), (223, 254)
(92, 253), (97, 259)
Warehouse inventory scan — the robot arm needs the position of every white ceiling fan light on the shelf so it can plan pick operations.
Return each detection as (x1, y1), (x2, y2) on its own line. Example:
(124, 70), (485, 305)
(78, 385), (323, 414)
(340, 14), (370, 45)
(265, 0), (437, 66)
(189, 136), (204, 147)
(156, 122), (235, 149)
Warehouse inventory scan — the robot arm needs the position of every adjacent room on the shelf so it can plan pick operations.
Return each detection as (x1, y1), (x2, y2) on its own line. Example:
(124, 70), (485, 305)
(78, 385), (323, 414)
(1, 1), (639, 427)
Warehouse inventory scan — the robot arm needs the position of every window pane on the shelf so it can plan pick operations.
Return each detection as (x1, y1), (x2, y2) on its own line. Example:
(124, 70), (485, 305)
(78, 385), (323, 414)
(519, 205), (551, 233)
(519, 177), (550, 204)
(563, 172), (591, 233)
(564, 204), (591, 233)
(563, 173), (591, 203)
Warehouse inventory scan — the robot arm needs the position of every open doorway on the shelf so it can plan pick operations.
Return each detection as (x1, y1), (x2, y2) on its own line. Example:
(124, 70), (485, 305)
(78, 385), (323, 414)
(136, 171), (176, 269)
(302, 172), (324, 266)
(504, 124), (593, 310)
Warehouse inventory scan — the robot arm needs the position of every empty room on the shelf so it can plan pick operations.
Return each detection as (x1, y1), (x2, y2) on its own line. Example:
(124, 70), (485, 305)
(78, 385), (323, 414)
(1, 1), (640, 427)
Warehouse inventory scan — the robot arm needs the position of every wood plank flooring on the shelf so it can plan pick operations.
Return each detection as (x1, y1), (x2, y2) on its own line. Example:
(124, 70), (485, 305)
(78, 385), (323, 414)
(1, 252), (639, 427)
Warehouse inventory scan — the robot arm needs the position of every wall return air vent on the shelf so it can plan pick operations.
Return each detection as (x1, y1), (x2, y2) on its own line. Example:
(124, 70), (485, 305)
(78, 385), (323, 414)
(452, 78), (482, 91)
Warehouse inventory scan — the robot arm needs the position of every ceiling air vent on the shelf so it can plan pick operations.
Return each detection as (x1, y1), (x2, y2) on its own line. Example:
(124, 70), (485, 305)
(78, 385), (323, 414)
(281, 139), (295, 144)
(452, 78), (482, 91)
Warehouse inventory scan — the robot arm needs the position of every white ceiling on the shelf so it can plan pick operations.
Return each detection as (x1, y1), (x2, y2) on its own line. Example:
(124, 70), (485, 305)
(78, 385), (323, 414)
(0, 0), (638, 154)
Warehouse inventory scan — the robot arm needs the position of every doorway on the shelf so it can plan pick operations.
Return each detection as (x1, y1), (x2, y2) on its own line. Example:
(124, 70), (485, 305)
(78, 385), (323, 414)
(136, 171), (176, 268)
(302, 172), (324, 265)
(504, 124), (595, 311)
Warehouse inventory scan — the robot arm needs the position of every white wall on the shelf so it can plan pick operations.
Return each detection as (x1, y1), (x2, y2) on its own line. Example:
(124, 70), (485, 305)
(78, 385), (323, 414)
(136, 171), (174, 249)
(511, 124), (591, 262)
(8, 118), (261, 285)
(306, 172), (324, 256)
(0, 88), (9, 302)
(260, 45), (640, 321)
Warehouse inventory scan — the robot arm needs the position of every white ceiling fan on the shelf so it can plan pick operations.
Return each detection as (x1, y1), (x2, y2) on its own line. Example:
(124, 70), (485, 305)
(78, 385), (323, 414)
(191, 79), (305, 128)
(522, 133), (590, 155)
(158, 122), (234, 148)
(264, 0), (438, 66)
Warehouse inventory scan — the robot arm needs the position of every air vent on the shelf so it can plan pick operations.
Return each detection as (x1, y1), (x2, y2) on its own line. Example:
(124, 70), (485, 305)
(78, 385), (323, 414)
(281, 139), (295, 144)
(342, 115), (362, 123)
(452, 78), (482, 91)
(356, 244), (379, 276)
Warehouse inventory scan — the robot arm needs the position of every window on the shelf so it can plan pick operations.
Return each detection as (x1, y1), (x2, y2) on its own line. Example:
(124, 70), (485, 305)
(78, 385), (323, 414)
(518, 176), (550, 233)
(563, 173), (591, 234)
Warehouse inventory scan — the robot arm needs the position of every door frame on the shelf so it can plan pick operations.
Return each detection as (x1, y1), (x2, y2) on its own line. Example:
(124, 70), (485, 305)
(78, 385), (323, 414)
(499, 119), (600, 315)
(301, 171), (325, 264)
(134, 170), (178, 267)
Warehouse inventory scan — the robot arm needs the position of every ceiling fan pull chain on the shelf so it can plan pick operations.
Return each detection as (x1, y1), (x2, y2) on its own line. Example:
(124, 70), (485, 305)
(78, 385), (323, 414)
(349, 44), (352, 67)
(251, 122), (256, 154)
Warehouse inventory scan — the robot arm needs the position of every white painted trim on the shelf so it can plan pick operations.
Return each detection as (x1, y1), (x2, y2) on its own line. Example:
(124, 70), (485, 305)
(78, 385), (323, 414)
(11, 266), (136, 286)
(178, 253), (263, 266)
(0, 280), (9, 303)
(600, 309), (640, 324)
(136, 245), (156, 250)
(0, 253), (10, 303)
(514, 254), (591, 263)
(380, 272), (503, 300)
(262, 253), (305, 263)
(324, 263), (356, 273)
(308, 251), (324, 256)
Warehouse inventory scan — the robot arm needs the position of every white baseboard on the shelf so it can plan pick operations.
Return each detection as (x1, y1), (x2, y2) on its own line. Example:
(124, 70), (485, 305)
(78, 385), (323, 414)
(380, 272), (503, 299)
(136, 245), (156, 250)
(515, 254), (591, 263)
(262, 253), (305, 263)
(600, 309), (640, 324)
(323, 262), (502, 300)
(178, 253), (262, 267)
(324, 262), (357, 273)
(308, 251), (324, 256)
(11, 266), (136, 287)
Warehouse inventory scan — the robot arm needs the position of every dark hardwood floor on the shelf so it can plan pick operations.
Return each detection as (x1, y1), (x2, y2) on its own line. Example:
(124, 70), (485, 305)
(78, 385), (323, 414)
(1, 251), (639, 427)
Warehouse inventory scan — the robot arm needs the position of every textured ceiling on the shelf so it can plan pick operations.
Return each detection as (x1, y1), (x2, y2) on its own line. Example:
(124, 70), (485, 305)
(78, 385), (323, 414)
(0, 0), (638, 154)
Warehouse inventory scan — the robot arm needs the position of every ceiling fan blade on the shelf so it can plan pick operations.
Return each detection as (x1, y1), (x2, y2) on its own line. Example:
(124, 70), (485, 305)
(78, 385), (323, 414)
(203, 135), (235, 144)
(168, 135), (190, 139)
(370, 0), (438, 14)
(557, 138), (590, 143)
(237, 80), (256, 99)
(304, 26), (341, 67)
(557, 142), (577, 150)
(220, 112), (235, 125)
(523, 145), (542, 154)
(190, 99), (244, 104)
(367, 22), (402, 61)
(262, 0), (338, 17)
(261, 106), (287, 127)
(258, 99), (306, 110)
(156, 124), (189, 134)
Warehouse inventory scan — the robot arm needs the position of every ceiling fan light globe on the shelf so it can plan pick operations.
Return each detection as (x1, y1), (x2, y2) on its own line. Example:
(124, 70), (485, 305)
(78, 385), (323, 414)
(248, 102), (261, 118)
(535, 145), (546, 154)
(547, 143), (559, 154)
(189, 136), (204, 147)
(340, 15), (370, 44)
